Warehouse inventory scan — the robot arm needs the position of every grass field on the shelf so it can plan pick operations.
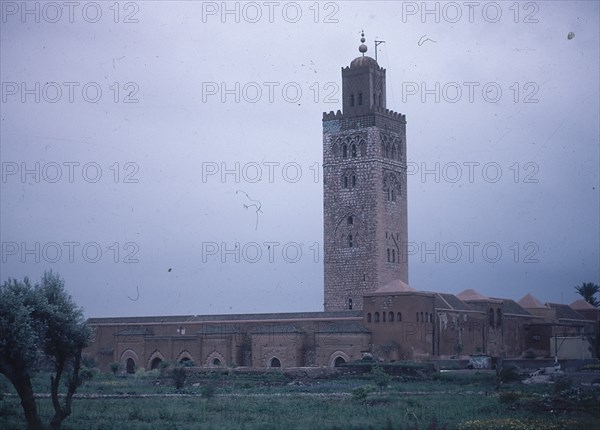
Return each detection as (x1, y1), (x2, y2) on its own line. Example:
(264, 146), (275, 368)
(1, 366), (599, 430)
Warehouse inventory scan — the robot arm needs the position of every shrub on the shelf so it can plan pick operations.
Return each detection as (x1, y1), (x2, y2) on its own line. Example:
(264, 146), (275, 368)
(171, 366), (187, 389)
(146, 369), (160, 379)
(180, 359), (195, 367)
(109, 362), (121, 376)
(371, 365), (390, 390)
(82, 354), (99, 369)
(497, 365), (520, 385)
(79, 367), (96, 382)
(201, 383), (216, 399)
(351, 385), (373, 403)
(454, 343), (464, 355)
(497, 391), (520, 405)
(553, 375), (573, 394)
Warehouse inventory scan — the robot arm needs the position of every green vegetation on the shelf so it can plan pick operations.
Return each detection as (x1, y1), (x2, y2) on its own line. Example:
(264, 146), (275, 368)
(0, 272), (90, 430)
(171, 366), (187, 390)
(1, 367), (599, 429)
(574, 282), (600, 307)
(109, 362), (121, 376)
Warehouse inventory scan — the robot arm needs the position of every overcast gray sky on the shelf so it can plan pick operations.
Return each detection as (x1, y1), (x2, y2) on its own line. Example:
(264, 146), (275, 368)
(1, 1), (598, 318)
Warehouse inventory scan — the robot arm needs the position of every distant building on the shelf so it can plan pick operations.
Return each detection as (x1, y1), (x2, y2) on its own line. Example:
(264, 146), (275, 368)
(85, 38), (597, 371)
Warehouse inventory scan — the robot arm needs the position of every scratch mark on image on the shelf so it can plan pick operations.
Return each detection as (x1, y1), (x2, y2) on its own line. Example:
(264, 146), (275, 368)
(236, 190), (263, 230)
(418, 35), (437, 46)
(127, 285), (140, 301)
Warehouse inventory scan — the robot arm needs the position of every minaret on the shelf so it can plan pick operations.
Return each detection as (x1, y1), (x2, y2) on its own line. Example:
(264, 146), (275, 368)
(323, 33), (408, 311)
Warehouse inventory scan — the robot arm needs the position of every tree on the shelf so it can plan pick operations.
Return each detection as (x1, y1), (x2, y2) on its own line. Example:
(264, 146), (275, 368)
(575, 282), (600, 308)
(0, 272), (90, 430)
(370, 364), (390, 391)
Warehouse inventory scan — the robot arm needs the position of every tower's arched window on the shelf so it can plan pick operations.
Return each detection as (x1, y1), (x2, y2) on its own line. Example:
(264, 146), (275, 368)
(387, 248), (391, 262)
(350, 93), (355, 107)
(348, 234), (353, 247)
(392, 249), (396, 263)
(342, 144), (348, 158)
(367, 313), (372, 323)
(358, 92), (363, 106)
(348, 298), (353, 310)
(397, 312), (402, 322)
(420, 312), (424, 323)
(352, 175), (356, 187)
(359, 140), (367, 156)
(497, 309), (502, 326)
(373, 93), (376, 107)
(391, 189), (395, 202)
(351, 144), (357, 157)
(382, 312), (386, 322)
(374, 312), (380, 322)
(389, 311), (394, 322)
(391, 145), (397, 159)
(343, 176), (348, 188)
(489, 308), (495, 327)
(416, 312), (419, 322)
(379, 93), (382, 107)
(347, 216), (353, 225)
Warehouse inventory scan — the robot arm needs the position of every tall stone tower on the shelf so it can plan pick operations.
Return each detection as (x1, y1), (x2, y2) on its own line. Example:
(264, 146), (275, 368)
(323, 34), (408, 311)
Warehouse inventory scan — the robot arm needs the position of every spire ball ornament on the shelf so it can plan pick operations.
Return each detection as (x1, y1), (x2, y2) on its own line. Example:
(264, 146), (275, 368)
(359, 31), (368, 55)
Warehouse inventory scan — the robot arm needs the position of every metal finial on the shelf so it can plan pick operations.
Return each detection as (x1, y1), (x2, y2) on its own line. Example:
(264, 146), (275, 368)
(359, 30), (368, 56)
(374, 39), (385, 62)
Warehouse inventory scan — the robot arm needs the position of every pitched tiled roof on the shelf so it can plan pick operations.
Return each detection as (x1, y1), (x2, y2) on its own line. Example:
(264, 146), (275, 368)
(546, 303), (587, 321)
(436, 293), (474, 311)
(457, 289), (489, 301)
(570, 299), (597, 310)
(376, 279), (416, 293)
(518, 293), (546, 309)
(491, 298), (532, 316)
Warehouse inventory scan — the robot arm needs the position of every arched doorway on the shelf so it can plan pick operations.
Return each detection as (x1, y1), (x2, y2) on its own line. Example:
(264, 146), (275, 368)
(150, 357), (162, 370)
(126, 358), (135, 374)
(334, 356), (346, 367)
(328, 351), (350, 368)
(205, 351), (225, 367)
(269, 357), (281, 368)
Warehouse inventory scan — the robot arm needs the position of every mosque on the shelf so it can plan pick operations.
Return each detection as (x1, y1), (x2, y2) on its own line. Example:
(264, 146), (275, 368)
(86, 37), (598, 372)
